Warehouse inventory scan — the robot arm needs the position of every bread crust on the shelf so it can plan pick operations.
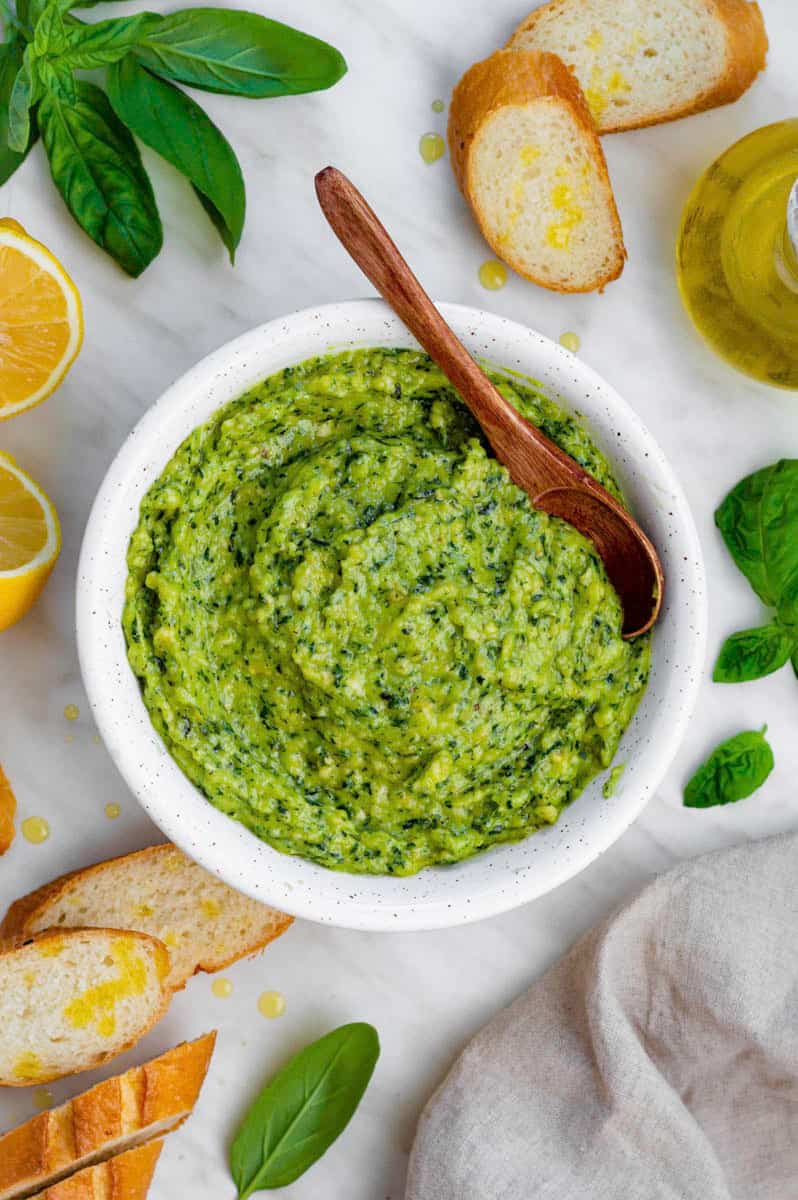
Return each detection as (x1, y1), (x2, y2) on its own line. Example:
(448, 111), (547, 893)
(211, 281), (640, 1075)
(0, 842), (293, 989)
(0, 1034), (215, 1200)
(0, 765), (16, 856)
(26, 1140), (163, 1200)
(0, 929), (172, 1088)
(508, 0), (768, 134)
(448, 48), (625, 292)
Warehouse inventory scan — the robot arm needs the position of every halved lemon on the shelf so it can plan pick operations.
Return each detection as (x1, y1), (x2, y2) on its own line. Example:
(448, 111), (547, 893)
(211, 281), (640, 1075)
(0, 218), (83, 421)
(0, 451), (61, 631)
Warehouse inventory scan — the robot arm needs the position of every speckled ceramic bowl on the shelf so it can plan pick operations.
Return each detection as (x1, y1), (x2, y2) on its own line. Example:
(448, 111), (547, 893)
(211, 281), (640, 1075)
(77, 301), (706, 931)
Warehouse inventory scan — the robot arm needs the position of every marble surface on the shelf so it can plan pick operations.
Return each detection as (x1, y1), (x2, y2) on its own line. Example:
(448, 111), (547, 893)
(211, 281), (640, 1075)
(0, 1), (796, 1196)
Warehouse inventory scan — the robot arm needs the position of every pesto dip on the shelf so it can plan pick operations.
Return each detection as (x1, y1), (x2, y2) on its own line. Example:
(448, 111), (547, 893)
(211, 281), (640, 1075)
(124, 348), (650, 876)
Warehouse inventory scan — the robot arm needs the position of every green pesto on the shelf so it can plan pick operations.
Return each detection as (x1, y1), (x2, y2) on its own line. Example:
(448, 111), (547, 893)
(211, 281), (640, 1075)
(123, 348), (650, 876)
(602, 763), (626, 799)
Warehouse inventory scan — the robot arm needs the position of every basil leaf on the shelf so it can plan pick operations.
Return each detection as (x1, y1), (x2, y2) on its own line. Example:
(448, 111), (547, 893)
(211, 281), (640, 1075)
(715, 459), (798, 613)
(133, 8), (347, 98)
(7, 43), (37, 151)
(792, 646), (798, 681)
(0, 38), (35, 184)
(38, 80), (161, 275)
(36, 56), (76, 101)
(684, 727), (774, 809)
(712, 623), (794, 683)
(33, 0), (67, 56)
(230, 1023), (379, 1196)
(107, 55), (244, 260)
(55, 12), (162, 70)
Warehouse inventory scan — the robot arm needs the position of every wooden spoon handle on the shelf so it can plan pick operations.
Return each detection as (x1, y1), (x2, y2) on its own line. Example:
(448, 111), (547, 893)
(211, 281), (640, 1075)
(314, 166), (556, 488)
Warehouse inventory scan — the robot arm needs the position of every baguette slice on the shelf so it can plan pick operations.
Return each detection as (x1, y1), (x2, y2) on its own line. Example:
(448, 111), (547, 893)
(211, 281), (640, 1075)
(1, 843), (293, 993)
(0, 764), (16, 855)
(26, 1142), (163, 1200)
(449, 49), (624, 292)
(0, 1034), (214, 1200)
(507, 0), (767, 134)
(0, 930), (171, 1087)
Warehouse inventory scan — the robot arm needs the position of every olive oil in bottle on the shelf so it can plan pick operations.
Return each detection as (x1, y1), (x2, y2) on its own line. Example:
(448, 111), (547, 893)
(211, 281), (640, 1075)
(676, 120), (798, 389)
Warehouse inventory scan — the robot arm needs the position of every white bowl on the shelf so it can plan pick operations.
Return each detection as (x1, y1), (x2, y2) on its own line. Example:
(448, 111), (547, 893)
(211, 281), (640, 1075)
(77, 301), (706, 931)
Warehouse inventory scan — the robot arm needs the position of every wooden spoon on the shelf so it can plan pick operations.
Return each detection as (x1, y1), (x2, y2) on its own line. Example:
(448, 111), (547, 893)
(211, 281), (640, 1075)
(315, 166), (663, 638)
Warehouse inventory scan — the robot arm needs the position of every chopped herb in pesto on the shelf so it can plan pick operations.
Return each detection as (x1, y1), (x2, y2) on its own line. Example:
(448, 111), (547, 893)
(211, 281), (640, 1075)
(123, 348), (650, 875)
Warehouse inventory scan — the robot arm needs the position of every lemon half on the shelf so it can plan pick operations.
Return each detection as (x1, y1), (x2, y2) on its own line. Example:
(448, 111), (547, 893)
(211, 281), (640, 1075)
(0, 218), (83, 421)
(0, 451), (61, 631)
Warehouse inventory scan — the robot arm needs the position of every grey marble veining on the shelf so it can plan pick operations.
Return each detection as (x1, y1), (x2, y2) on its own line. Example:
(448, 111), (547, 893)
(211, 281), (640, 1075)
(0, 2), (796, 1197)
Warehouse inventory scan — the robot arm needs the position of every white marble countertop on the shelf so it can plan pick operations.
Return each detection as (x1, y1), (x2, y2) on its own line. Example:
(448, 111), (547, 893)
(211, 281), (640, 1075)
(1, 1), (797, 1196)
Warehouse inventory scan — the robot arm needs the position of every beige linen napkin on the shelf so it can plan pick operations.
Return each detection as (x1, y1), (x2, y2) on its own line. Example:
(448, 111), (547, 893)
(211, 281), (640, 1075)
(406, 834), (798, 1200)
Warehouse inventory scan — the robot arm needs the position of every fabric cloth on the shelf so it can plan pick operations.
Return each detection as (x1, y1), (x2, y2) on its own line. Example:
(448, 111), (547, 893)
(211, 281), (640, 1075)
(406, 834), (798, 1200)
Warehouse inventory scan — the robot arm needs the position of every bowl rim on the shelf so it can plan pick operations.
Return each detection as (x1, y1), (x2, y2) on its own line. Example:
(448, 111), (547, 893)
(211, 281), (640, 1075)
(77, 299), (707, 931)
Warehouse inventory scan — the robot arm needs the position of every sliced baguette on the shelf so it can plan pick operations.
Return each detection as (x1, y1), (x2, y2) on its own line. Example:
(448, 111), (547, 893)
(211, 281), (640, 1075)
(449, 49), (624, 292)
(1, 843), (293, 992)
(507, 0), (767, 134)
(25, 1142), (163, 1200)
(0, 930), (171, 1087)
(0, 764), (16, 855)
(0, 1033), (214, 1200)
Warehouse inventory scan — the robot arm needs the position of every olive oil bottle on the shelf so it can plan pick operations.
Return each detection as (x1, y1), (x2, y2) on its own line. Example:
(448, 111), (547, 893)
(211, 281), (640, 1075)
(676, 120), (798, 389)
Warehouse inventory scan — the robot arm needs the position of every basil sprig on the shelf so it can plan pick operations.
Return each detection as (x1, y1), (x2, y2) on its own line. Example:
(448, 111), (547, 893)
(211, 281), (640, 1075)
(684, 727), (774, 809)
(0, 0), (346, 274)
(714, 459), (798, 682)
(230, 1023), (380, 1196)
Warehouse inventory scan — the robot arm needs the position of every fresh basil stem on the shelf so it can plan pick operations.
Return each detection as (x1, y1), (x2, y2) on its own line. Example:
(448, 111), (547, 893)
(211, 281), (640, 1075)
(684, 727), (774, 809)
(230, 1023), (380, 1196)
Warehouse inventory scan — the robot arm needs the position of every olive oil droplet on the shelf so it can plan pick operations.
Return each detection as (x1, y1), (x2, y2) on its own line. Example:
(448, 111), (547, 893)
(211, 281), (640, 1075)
(258, 990), (286, 1019)
(63, 704), (80, 721)
(105, 803), (121, 820)
(22, 816), (50, 845)
(478, 260), (508, 290)
(431, 99), (445, 113)
(212, 977), (233, 999)
(559, 331), (580, 352)
(419, 133), (445, 165)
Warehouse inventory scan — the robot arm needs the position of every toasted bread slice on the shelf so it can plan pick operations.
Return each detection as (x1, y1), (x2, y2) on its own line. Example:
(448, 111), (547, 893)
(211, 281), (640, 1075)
(0, 930), (171, 1087)
(507, 0), (767, 134)
(1, 843), (293, 992)
(0, 1034), (214, 1200)
(26, 1141), (163, 1200)
(0, 765), (16, 855)
(449, 49), (624, 292)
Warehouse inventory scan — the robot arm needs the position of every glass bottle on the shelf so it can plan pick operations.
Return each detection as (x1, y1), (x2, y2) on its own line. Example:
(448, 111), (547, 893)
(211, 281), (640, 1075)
(676, 120), (798, 389)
